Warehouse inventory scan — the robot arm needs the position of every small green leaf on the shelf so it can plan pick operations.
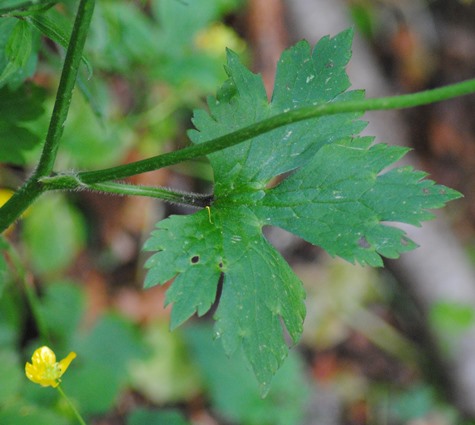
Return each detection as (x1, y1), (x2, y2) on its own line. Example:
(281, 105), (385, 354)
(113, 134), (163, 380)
(26, 10), (92, 77)
(0, 19), (32, 85)
(0, 17), (38, 88)
(5, 20), (31, 67)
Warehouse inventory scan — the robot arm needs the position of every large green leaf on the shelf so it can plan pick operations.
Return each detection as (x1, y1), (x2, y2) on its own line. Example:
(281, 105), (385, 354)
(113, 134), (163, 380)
(144, 29), (461, 392)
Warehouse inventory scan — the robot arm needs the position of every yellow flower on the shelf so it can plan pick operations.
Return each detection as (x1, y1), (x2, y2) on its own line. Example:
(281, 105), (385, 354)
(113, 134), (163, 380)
(25, 346), (76, 388)
(194, 22), (246, 57)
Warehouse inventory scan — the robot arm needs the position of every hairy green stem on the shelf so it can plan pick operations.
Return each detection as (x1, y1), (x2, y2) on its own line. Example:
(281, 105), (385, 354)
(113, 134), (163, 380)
(78, 77), (475, 185)
(37, 174), (213, 207)
(35, 0), (95, 177)
(88, 182), (213, 207)
(0, 0), (95, 234)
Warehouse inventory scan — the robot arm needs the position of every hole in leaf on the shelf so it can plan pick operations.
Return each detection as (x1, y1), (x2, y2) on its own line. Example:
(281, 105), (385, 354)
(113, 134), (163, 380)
(218, 262), (223, 269)
(191, 255), (200, 264)
(358, 236), (371, 249)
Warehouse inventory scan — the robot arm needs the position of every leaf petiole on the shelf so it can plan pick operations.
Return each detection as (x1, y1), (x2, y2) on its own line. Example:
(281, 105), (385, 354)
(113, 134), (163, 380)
(87, 182), (213, 208)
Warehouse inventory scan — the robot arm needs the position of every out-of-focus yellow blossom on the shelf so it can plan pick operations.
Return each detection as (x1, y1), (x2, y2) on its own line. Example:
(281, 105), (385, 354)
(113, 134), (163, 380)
(25, 346), (76, 388)
(0, 189), (13, 208)
(0, 189), (32, 225)
(0, 189), (15, 234)
(194, 22), (246, 57)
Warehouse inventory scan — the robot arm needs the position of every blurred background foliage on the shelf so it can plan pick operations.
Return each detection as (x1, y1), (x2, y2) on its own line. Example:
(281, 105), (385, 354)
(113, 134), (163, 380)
(2, 0), (475, 424)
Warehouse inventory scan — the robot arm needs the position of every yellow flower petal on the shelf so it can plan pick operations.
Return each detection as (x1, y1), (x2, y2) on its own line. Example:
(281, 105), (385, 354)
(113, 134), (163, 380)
(33, 346), (57, 365)
(25, 362), (39, 383)
(59, 352), (77, 374)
